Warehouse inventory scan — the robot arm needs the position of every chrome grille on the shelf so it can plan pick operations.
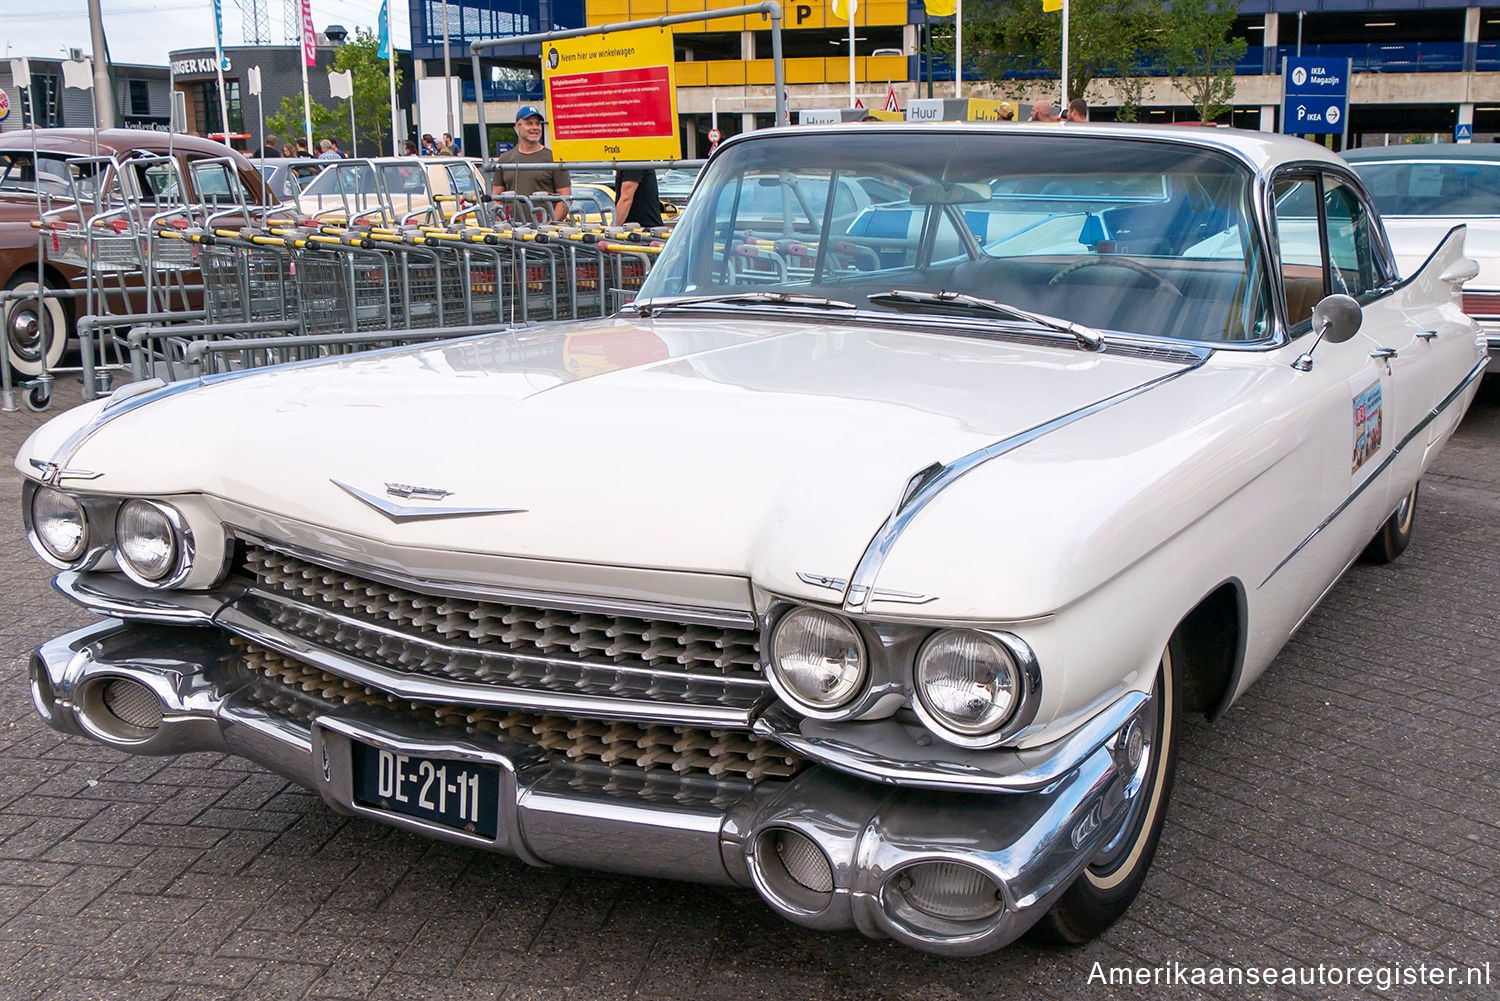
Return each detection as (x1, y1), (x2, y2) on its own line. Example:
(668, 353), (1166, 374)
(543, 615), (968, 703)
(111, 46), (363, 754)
(235, 639), (805, 782)
(238, 545), (762, 674)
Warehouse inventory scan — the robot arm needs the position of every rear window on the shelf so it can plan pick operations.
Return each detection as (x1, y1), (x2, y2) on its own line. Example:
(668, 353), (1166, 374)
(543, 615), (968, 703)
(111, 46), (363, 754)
(1351, 159), (1500, 217)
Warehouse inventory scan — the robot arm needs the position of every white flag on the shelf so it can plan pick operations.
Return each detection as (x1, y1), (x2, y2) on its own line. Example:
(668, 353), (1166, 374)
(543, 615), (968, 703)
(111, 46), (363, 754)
(9, 58), (32, 85)
(328, 69), (353, 100)
(61, 59), (93, 91)
(246, 66), (263, 96)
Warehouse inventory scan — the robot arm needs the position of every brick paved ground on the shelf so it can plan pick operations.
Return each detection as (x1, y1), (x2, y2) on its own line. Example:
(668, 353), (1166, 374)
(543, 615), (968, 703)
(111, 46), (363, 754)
(0, 375), (1497, 1001)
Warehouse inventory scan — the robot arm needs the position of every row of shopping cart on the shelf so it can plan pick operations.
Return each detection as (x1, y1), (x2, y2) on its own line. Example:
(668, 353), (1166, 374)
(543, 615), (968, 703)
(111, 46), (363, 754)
(164, 208), (666, 338)
(4, 149), (671, 412)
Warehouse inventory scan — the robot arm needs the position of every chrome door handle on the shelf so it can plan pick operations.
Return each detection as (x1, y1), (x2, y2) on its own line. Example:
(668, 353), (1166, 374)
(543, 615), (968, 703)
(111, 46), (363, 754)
(1416, 330), (1438, 341)
(1370, 347), (1397, 374)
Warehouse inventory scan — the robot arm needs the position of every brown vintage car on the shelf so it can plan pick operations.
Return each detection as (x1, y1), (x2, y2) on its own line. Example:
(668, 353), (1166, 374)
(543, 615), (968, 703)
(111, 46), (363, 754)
(1, 129), (268, 377)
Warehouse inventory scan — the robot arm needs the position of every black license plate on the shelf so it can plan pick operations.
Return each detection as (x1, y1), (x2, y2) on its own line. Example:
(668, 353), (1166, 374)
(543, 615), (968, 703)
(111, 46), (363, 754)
(351, 742), (500, 839)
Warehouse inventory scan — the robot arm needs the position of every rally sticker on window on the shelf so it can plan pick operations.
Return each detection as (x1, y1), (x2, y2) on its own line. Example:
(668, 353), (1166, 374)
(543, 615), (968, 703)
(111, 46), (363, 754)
(1352, 381), (1383, 474)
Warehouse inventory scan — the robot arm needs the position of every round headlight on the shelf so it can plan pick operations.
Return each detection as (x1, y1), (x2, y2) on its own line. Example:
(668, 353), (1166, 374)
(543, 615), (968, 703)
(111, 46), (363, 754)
(31, 487), (88, 563)
(915, 630), (1021, 737)
(115, 500), (182, 583)
(769, 607), (867, 711)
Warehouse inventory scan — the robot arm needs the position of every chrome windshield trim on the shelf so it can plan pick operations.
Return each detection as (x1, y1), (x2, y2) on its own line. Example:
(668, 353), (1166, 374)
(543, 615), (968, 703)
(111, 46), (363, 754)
(237, 532), (758, 630)
(752, 690), (1149, 794)
(841, 356), (1208, 613)
(1260, 356), (1489, 589)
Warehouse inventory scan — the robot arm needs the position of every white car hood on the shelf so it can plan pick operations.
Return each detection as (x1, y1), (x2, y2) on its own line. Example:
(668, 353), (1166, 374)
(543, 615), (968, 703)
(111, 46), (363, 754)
(1381, 216), (1500, 288)
(28, 316), (1191, 589)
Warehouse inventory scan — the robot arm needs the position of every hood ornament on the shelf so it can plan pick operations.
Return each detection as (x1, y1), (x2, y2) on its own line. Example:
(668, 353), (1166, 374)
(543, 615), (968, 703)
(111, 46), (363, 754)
(331, 479), (526, 522)
(385, 482), (453, 500)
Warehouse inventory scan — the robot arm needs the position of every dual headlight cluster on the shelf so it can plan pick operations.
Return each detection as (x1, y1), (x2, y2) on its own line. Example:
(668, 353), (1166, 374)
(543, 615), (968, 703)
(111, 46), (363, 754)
(28, 486), (193, 588)
(768, 606), (1033, 747)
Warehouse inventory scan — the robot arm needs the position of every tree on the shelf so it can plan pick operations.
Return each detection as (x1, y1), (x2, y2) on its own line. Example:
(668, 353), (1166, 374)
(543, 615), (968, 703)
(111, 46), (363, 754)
(265, 28), (403, 155)
(953, 0), (1168, 108)
(1163, 0), (1247, 124)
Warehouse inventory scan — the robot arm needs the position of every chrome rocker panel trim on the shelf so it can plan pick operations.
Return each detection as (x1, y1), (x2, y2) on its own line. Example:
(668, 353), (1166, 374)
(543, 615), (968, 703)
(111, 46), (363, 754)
(32, 618), (1152, 956)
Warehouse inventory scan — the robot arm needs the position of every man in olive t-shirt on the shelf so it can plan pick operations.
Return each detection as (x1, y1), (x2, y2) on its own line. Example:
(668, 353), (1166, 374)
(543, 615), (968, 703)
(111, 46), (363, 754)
(493, 106), (572, 222)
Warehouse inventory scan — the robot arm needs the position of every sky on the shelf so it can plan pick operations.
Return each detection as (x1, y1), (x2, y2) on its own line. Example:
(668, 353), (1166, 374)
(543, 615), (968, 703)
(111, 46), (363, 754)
(2, 0), (413, 67)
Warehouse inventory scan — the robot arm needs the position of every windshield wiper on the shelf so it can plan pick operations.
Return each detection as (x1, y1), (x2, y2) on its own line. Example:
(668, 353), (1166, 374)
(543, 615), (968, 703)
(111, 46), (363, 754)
(634, 291), (857, 316)
(867, 289), (1105, 352)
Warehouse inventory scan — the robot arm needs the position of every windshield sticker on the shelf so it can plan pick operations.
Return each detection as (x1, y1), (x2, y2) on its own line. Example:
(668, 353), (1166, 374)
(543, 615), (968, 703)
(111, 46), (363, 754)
(1352, 381), (1383, 474)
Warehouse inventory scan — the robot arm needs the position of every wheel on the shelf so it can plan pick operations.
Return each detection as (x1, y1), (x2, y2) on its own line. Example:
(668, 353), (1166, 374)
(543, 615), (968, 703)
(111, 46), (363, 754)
(24, 382), (52, 412)
(4, 276), (69, 377)
(1048, 257), (1184, 297)
(1360, 482), (1418, 565)
(1029, 634), (1181, 945)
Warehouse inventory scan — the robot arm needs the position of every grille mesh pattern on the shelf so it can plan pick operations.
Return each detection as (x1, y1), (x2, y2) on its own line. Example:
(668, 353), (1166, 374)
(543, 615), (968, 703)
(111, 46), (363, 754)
(239, 546), (762, 675)
(103, 680), (164, 729)
(236, 639), (805, 782)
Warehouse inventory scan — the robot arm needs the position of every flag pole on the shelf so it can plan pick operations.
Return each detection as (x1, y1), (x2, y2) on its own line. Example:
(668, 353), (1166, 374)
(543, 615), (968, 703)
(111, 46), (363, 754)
(212, 0), (231, 144)
(300, 0), (315, 152)
(1061, 0), (1069, 113)
(847, 0), (857, 108)
(955, 0), (962, 99)
(384, 1), (399, 154)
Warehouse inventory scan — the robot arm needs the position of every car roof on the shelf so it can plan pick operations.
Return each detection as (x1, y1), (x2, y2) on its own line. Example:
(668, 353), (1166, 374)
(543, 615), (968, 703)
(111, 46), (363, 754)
(0, 129), (247, 158)
(718, 122), (1350, 173)
(1342, 143), (1500, 162)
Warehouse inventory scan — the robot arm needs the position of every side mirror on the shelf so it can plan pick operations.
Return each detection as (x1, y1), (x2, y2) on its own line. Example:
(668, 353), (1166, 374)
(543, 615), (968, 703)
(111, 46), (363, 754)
(1312, 293), (1362, 344)
(1293, 293), (1363, 371)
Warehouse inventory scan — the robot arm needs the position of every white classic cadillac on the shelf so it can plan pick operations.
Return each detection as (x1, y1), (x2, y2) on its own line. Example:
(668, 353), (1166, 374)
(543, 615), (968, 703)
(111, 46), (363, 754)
(16, 124), (1488, 955)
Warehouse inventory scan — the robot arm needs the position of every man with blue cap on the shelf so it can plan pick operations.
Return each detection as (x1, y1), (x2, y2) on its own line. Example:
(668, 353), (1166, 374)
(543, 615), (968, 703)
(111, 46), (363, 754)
(493, 105), (572, 222)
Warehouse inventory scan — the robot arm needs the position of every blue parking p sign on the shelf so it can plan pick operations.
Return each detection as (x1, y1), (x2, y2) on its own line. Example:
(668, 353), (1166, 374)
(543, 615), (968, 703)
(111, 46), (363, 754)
(1282, 57), (1351, 137)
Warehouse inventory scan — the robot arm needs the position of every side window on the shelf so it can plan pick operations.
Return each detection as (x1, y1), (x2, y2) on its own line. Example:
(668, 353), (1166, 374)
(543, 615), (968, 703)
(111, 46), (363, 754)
(1270, 174), (1324, 329)
(1323, 178), (1380, 298)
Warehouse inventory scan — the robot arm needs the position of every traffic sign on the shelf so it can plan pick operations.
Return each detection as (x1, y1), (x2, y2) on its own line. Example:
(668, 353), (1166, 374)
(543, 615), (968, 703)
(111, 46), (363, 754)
(708, 128), (721, 143)
(1456, 122), (1473, 142)
(1282, 57), (1351, 137)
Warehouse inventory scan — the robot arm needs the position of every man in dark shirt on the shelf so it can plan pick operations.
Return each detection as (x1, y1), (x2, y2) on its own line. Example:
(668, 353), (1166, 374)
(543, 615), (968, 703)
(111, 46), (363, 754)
(613, 167), (663, 229)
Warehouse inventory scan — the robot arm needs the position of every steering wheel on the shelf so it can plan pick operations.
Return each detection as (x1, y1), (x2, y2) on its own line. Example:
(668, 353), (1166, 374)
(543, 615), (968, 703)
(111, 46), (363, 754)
(1048, 256), (1183, 297)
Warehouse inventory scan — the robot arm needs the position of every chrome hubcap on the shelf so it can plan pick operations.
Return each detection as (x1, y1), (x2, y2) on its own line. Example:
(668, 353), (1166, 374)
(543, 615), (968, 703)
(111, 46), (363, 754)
(1394, 487), (1416, 533)
(1089, 694), (1159, 874)
(6, 304), (45, 362)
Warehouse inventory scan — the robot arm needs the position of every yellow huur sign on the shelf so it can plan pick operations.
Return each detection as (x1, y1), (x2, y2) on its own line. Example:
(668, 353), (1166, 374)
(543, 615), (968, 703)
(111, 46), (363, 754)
(542, 26), (682, 160)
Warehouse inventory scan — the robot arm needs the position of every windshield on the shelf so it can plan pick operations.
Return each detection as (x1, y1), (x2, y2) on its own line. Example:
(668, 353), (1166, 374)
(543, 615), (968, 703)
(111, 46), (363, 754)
(1350, 159), (1500, 217)
(640, 130), (1274, 342)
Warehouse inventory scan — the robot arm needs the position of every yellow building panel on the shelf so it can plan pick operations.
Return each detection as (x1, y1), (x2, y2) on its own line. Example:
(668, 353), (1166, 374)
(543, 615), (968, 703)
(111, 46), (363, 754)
(866, 53), (906, 81)
(747, 60), (774, 85)
(705, 61), (747, 85)
(786, 57), (827, 84)
(705, 14), (749, 29)
(665, 0), (703, 12)
(823, 56), (849, 84)
(587, 0), (629, 22)
(787, 5), (827, 29)
(676, 62), (708, 86)
(864, 0), (907, 26)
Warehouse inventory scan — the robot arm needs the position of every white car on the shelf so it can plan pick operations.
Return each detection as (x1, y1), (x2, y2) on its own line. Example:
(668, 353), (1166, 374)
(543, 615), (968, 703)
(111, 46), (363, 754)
(16, 123), (1487, 956)
(292, 156), (487, 225)
(1345, 143), (1500, 372)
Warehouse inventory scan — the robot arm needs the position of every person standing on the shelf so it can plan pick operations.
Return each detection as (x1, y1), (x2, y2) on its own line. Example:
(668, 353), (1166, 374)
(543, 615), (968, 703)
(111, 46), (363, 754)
(260, 133), (279, 158)
(1030, 100), (1057, 123)
(612, 167), (662, 229)
(442, 132), (461, 155)
(318, 139), (341, 160)
(493, 106), (571, 223)
(1066, 98), (1089, 123)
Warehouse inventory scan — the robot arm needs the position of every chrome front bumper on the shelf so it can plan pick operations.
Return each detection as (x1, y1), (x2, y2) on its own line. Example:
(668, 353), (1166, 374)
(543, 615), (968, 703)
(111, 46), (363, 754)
(32, 618), (1149, 956)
